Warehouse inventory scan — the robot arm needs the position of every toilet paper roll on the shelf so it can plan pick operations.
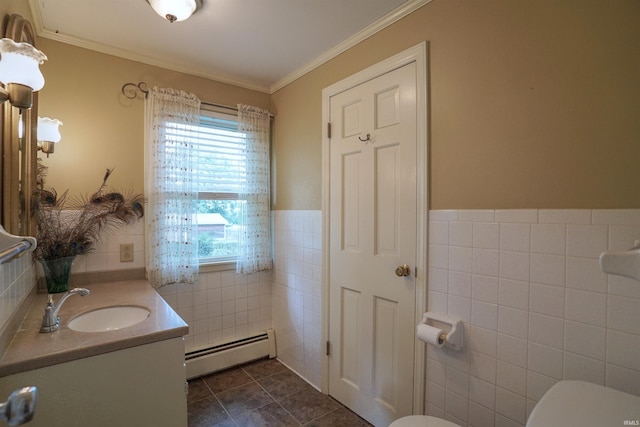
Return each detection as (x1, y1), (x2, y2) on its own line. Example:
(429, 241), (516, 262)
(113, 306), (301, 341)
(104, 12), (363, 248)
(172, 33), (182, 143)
(417, 323), (445, 348)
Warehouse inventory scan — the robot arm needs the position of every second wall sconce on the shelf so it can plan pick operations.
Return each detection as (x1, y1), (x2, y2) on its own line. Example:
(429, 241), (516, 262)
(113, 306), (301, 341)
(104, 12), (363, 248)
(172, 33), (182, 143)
(37, 117), (62, 157)
(0, 38), (47, 109)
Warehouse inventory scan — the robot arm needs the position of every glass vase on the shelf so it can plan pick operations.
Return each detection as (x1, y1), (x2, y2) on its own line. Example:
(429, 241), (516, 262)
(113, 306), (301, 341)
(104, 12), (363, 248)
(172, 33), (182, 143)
(39, 256), (76, 294)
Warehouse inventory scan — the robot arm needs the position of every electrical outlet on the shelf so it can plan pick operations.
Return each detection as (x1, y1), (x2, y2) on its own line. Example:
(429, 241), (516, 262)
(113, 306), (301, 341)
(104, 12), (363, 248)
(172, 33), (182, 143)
(120, 243), (134, 262)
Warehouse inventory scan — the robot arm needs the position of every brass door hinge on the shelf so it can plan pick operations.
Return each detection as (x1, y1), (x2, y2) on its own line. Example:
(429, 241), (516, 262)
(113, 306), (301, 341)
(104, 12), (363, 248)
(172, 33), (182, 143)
(327, 122), (332, 139)
(326, 341), (330, 356)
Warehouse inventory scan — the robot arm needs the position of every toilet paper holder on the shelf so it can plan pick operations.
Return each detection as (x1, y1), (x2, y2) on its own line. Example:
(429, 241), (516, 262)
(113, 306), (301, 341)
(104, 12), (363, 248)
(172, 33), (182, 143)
(420, 312), (464, 350)
(599, 239), (640, 281)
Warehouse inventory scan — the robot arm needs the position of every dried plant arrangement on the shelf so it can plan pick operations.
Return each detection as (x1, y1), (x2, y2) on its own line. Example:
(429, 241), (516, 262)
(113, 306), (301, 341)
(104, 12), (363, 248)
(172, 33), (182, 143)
(33, 165), (144, 261)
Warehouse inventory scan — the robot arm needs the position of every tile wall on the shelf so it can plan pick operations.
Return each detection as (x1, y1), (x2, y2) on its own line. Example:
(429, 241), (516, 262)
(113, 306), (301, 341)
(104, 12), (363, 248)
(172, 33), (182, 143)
(0, 255), (35, 335)
(68, 220), (145, 275)
(426, 209), (640, 427)
(158, 268), (273, 353)
(9, 206), (637, 427)
(271, 210), (323, 388)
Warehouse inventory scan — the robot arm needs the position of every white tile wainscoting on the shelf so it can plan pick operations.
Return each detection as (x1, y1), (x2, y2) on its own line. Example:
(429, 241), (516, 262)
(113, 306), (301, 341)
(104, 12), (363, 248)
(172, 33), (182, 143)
(8, 207), (637, 427)
(70, 220), (146, 274)
(0, 255), (35, 333)
(152, 210), (321, 377)
(158, 268), (273, 353)
(271, 210), (323, 388)
(427, 209), (640, 427)
(269, 208), (640, 426)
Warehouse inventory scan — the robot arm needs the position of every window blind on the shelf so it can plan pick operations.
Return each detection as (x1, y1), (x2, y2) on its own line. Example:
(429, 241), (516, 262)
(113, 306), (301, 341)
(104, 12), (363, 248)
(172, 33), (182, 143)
(195, 115), (246, 194)
(163, 115), (246, 194)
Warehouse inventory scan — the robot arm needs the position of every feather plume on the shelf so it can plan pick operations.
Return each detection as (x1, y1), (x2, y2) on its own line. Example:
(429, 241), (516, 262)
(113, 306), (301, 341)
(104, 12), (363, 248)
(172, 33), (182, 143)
(33, 164), (145, 260)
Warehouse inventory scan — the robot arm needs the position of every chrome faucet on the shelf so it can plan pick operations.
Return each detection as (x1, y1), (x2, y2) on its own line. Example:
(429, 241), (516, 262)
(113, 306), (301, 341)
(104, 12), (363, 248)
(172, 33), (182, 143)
(40, 288), (90, 333)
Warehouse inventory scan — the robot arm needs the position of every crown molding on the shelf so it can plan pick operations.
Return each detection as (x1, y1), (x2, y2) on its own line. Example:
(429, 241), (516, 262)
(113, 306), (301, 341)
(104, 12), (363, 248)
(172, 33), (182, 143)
(28, 0), (430, 94)
(27, 0), (43, 32)
(36, 28), (272, 93)
(27, 0), (270, 93)
(269, 0), (431, 93)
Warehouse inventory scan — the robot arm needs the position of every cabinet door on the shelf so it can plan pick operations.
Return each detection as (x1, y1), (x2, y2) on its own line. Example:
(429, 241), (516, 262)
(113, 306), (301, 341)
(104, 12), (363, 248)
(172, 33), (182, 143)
(0, 338), (187, 427)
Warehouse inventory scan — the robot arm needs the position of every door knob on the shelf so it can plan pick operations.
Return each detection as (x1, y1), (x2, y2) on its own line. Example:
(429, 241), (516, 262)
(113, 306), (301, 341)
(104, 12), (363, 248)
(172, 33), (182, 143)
(395, 264), (411, 277)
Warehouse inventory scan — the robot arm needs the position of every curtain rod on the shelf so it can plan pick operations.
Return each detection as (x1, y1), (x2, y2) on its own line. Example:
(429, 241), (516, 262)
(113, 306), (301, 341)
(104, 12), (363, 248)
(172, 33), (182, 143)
(121, 81), (273, 117)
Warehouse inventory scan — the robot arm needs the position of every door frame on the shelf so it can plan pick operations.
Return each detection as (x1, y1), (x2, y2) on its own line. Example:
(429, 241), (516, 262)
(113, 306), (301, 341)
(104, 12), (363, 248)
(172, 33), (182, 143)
(321, 42), (429, 415)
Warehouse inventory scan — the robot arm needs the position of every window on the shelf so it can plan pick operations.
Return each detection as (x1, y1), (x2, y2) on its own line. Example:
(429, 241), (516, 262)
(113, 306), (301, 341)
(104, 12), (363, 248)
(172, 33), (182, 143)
(192, 109), (246, 265)
(146, 89), (272, 287)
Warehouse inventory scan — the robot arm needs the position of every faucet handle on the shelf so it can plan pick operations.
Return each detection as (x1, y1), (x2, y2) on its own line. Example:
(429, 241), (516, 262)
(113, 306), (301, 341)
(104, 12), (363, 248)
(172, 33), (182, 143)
(40, 287), (90, 333)
(69, 288), (90, 296)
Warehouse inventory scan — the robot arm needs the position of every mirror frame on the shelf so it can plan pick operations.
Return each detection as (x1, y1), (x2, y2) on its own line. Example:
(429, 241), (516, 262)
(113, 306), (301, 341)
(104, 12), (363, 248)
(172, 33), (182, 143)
(1, 14), (38, 237)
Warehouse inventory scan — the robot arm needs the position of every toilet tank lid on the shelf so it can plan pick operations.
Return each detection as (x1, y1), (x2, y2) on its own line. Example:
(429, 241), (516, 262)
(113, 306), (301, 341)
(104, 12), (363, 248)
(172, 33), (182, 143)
(527, 381), (640, 427)
(390, 415), (460, 427)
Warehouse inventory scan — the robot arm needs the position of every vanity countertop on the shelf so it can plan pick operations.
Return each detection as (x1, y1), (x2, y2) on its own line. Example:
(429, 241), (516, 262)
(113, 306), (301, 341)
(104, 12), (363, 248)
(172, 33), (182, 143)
(0, 280), (188, 377)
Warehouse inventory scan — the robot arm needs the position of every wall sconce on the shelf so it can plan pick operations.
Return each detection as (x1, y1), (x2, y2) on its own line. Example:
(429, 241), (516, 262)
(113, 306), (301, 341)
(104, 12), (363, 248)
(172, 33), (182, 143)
(0, 38), (47, 110)
(37, 117), (62, 157)
(147, 0), (203, 23)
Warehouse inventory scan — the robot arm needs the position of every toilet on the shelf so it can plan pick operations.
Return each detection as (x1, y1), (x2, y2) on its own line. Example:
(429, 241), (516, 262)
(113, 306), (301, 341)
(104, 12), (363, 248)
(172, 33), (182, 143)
(389, 415), (460, 427)
(526, 380), (640, 426)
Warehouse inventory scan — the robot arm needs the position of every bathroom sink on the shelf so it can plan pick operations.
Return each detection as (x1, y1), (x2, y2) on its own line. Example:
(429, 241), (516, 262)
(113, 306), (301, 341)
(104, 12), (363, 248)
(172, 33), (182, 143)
(68, 306), (150, 332)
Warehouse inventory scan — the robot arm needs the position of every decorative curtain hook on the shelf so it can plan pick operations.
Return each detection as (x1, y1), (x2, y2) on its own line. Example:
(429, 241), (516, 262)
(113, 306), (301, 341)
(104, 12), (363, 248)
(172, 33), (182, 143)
(121, 81), (150, 99)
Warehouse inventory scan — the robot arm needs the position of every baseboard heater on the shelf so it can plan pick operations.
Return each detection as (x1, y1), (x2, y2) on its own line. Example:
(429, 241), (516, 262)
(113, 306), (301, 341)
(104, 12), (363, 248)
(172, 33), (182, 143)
(185, 329), (276, 379)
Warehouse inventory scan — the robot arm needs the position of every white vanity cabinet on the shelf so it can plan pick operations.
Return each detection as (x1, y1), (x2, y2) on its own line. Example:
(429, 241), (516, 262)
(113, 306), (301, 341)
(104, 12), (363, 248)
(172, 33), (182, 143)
(0, 280), (189, 427)
(0, 337), (187, 427)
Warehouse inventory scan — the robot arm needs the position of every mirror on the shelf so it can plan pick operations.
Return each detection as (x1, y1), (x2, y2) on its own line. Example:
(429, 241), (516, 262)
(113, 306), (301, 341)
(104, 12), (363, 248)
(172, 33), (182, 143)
(0, 14), (38, 237)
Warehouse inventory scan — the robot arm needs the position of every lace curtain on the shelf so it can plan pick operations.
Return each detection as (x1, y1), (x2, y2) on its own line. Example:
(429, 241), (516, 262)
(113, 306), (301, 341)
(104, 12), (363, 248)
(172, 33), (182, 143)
(236, 104), (272, 275)
(144, 87), (201, 288)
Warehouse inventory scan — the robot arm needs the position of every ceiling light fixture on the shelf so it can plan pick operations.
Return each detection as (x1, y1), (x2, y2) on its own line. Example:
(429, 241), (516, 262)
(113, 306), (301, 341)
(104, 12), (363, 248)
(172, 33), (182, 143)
(147, 0), (203, 23)
(0, 38), (47, 109)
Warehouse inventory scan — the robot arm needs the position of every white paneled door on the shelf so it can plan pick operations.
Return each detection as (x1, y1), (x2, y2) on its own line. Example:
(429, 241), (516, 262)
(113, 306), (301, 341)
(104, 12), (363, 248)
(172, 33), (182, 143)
(328, 61), (418, 426)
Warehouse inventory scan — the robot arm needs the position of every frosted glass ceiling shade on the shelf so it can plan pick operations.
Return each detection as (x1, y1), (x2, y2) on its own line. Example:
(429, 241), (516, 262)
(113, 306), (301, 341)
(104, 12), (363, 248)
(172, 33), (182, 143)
(147, 0), (203, 23)
(0, 38), (47, 91)
(38, 117), (63, 143)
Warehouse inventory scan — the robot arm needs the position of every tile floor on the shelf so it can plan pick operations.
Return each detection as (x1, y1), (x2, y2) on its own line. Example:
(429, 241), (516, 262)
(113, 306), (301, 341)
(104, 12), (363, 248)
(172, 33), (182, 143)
(187, 358), (372, 426)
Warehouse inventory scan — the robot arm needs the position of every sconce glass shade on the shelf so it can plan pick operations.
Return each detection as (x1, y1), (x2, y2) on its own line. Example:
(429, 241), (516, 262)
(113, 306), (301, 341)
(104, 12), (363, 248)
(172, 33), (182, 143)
(0, 38), (47, 91)
(37, 117), (62, 142)
(147, 0), (203, 23)
(38, 117), (62, 157)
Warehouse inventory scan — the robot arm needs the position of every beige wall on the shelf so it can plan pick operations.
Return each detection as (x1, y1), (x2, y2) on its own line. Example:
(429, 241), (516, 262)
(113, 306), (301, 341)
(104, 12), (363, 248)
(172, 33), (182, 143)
(36, 39), (270, 197)
(5, 0), (640, 208)
(1, 1), (33, 25)
(271, 0), (640, 210)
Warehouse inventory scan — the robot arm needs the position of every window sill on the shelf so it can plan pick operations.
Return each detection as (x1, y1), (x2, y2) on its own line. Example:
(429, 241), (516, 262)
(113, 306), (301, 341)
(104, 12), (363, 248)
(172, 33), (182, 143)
(199, 261), (236, 273)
